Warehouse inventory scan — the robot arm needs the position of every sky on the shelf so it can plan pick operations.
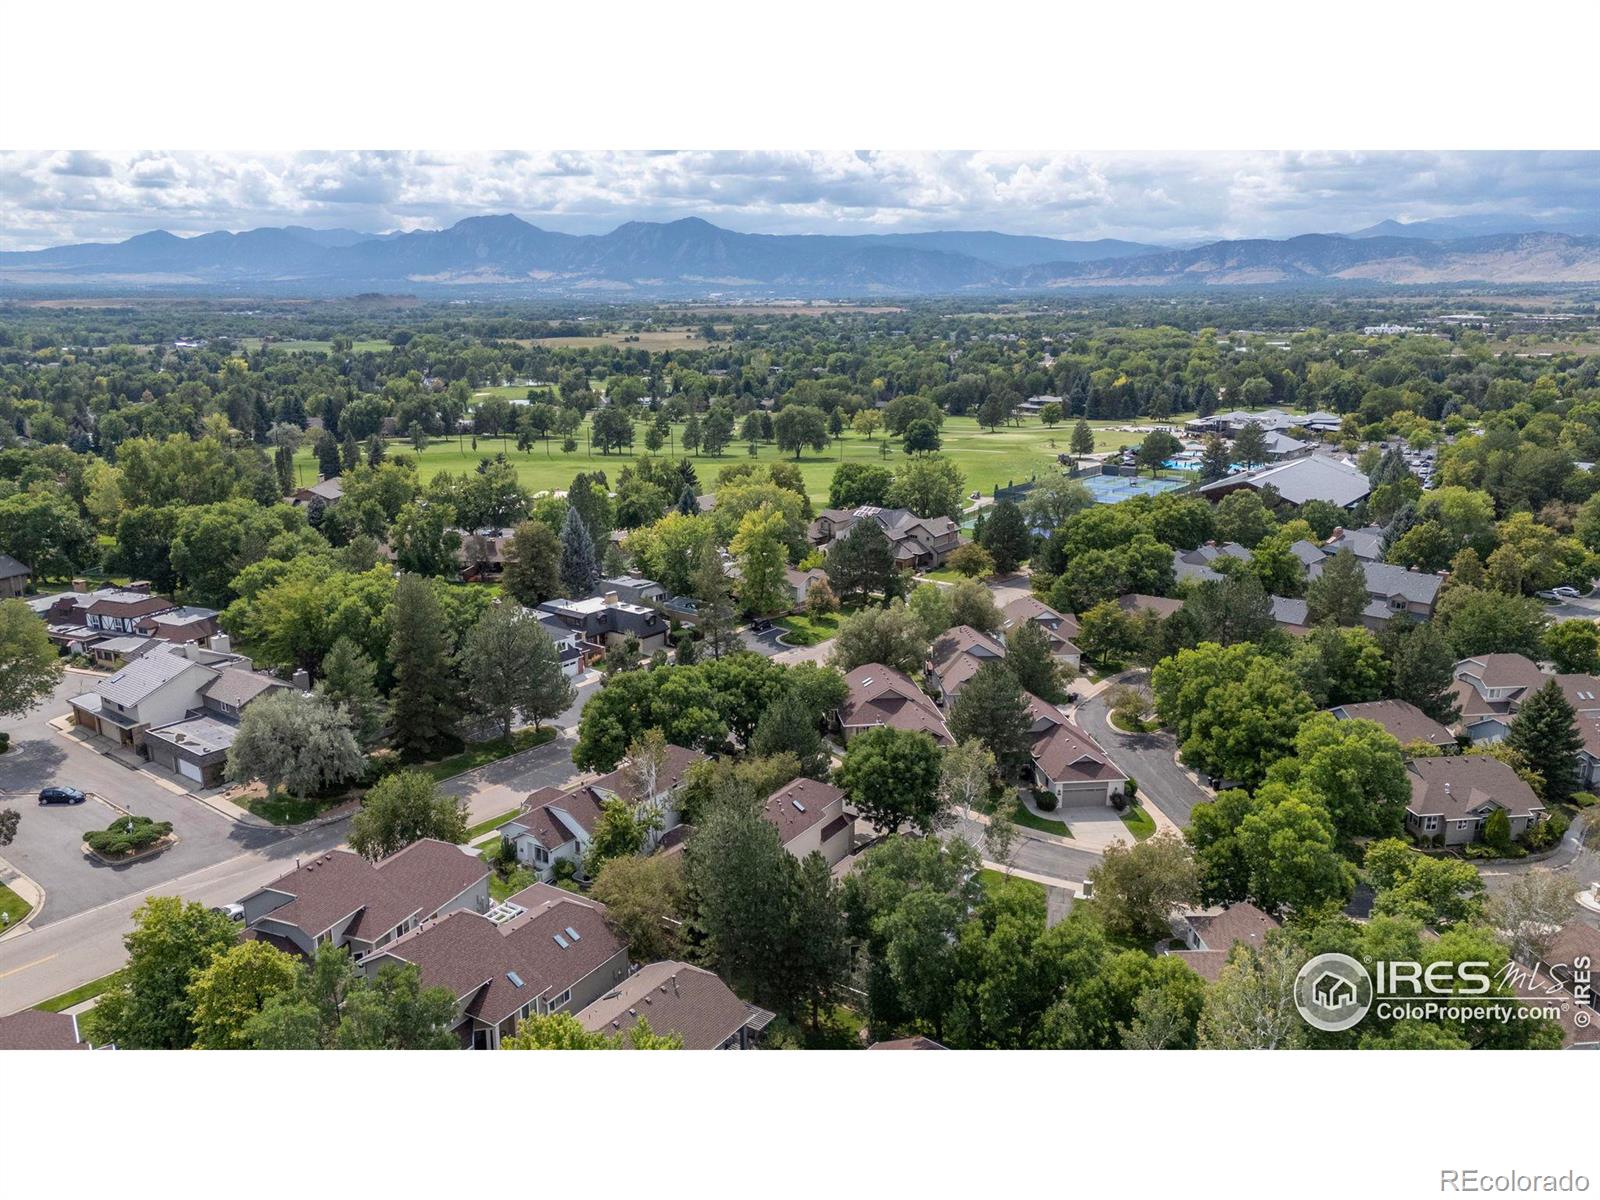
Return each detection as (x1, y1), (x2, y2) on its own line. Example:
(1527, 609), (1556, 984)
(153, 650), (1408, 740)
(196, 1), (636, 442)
(0, 150), (1596, 252)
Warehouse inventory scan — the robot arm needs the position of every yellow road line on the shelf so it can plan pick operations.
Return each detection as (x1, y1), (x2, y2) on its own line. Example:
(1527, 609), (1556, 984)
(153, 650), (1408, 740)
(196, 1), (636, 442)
(0, 952), (58, 980)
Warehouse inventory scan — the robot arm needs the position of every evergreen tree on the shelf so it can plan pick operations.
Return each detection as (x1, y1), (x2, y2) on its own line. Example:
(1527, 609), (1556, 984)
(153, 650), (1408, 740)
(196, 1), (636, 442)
(1070, 419), (1095, 462)
(1198, 434), (1232, 483)
(502, 519), (563, 606)
(318, 636), (383, 748)
(677, 485), (698, 516)
(273, 445), (294, 496)
(1391, 622), (1462, 725)
(979, 499), (1031, 574)
(1005, 617), (1066, 703)
(1507, 679), (1583, 805)
(315, 432), (343, 481)
(694, 550), (740, 660)
(948, 661), (1035, 775)
(824, 516), (897, 604)
(1230, 420), (1269, 469)
(750, 683), (828, 777)
(387, 574), (460, 760)
(559, 506), (600, 598)
(1305, 547), (1370, 627)
(460, 603), (576, 739)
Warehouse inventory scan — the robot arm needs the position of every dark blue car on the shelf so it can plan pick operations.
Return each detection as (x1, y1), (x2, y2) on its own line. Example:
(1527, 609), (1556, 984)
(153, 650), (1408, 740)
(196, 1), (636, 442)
(38, 787), (86, 805)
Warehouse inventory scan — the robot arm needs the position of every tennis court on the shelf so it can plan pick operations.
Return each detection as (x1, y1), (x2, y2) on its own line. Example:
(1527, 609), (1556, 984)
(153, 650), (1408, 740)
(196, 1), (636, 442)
(1079, 473), (1189, 504)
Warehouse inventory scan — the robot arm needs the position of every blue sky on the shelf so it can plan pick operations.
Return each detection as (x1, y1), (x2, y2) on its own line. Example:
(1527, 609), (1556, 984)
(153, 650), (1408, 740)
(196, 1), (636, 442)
(1, 150), (1596, 251)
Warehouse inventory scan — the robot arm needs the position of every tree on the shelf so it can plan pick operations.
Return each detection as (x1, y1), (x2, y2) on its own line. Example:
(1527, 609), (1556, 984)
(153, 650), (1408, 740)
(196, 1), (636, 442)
(1020, 476), (1094, 535)
(1264, 713), (1410, 841)
(749, 683), (829, 776)
(946, 542), (995, 578)
(0, 808), (18, 848)
(948, 661), (1034, 775)
(90, 897), (240, 1049)
(851, 409), (883, 441)
(824, 517), (897, 604)
(907, 582), (953, 640)
(1089, 833), (1200, 943)
(1507, 678), (1584, 806)
(225, 690), (364, 803)
(1197, 938), (1306, 1049)
(1230, 420), (1270, 469)
(1486, 869), (1575, 965)
(1305, 547), (1370, 627)
(387, 574), (461, 760)
(1436, 585), (1548, 660)
(502, 1010), (681, 1049)
(460, 603), (575, 738)
(188, 940), (302, 1050)
(390, 500), (461, 578)
(589, 854), (687, 962)
(1070, 419), (1096, 463)
(886, 455), (966, 521)
(244, 944), (459, 1049)
(1198, 434), (1232, 483)
(1212, 489), (1275, 550)
(501, 519), (562, 606)
(558, 505), (600, 598)
(1287, 623), (1387, 708)
(805, 575), (838, 617)
(349, 770), (467, 861)
(1390, 621), (1462, 725)
(979, 499), (1031, 573)
(1005, 617), (1066, 703)
(1544, 619), (1600, 674)
(983, 791), (1021, 874)
(947, 577), (1002, 634)
(773, 405), (830, 458)
(693, 551), (740, 661)
(0, 598), (63, 719)
(318, 636), (383, 748)
(731, 503), (791, 616)
(584, 797), (657, 876)
(902, 418), (942, 454)
(1236, 785), (1354, 915)
(1136, 429), (1181, 477)
(834, 726), (945, 833)
(1184, 574), (1276, 648)
(828, 462), (893, 509)
(940, 738), (997, 822)
(829, 599), (928, 676)
(0, 490), (94, 581)
(590, 405), (635, 455)
(1366, 838), (1486, 927)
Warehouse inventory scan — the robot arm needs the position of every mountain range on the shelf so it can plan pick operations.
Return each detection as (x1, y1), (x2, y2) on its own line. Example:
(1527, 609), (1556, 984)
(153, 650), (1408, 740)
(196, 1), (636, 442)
(3, 215), (1598, 295)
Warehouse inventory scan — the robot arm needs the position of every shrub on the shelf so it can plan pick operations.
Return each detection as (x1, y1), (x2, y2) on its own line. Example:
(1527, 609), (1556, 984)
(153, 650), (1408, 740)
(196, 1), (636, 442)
(1483, 808), (1513, 854)
(0, 731), (9, 754)
(1571, 791), (1598, 809)
(84, 814), (173, 857)
(1032, 788), (1058, 812)
(947, 543), (995, 578)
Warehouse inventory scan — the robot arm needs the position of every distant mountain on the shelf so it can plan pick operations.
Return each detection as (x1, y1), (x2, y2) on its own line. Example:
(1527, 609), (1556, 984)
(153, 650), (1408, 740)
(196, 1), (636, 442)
(3, 217), (1598, 294)
(1349, 213), (1600, 239)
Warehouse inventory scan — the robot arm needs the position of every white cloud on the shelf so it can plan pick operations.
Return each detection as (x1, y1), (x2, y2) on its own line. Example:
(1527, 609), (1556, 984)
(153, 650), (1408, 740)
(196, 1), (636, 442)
(0, 150), (1595, 251)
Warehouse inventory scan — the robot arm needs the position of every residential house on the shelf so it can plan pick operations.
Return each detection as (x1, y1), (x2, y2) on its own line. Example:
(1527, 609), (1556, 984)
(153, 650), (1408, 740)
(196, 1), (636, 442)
(1117, 593), (1184, 620)
(501, 744), (707, 878)
(538, 593), (670, 656)
(1167, 903), (1281, 981)
(84, 586), (176, 636)
(599, 575), (667, 606)
(1404, 755), (1547, 847)
(88, 635), (162, 670)
(136, 605), (221, 645)
(1268, 596), (1311, 635)
(1026, 693), (1127, 805)
(929, 624), (1007, 706)
(1450, 654), (1549, 743)
(1172, 541), (1251, 585)
(1329, 699), (1456, 753)
(807, 505), (963, 572)
(537, 613), (589, 677)
(291, 476), (344, 506)
(837, 662), (953, 746)
(784, 565), (829, 611)
(1304, 556), (1443, 629)
(1000, 594), (1081, 667)
(1195, 454), (1371, 509)
(67, 646), (227, 752)
(1289, 539), (1328, 571)
(457, 528), (513, 583)
(240, 840), (491, 960)
(0, 553), (30, 597)
(0, 1009), (102, 1050)
(1509, 923), (1600, 1049)
(1322, 525), (1387, 561)
(142, 666), (294, 784)
(362, 888), (630, 1049)
(576, 960), (774, 1049)
(761, 777), (854, 867)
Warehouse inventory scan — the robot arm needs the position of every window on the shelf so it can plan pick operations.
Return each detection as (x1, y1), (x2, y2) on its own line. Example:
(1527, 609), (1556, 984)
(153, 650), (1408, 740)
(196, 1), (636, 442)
(550, 988), (571, 1010)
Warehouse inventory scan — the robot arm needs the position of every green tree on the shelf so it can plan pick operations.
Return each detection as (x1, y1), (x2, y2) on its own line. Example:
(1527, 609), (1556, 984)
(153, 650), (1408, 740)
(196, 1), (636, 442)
(1305, 547), (1371, 627)
(317, 635), (383, 748)
(90, 897), (240, 1049)
(1230, 420), (1270, 469)
(1366, 838), (1486, 927)
(1435, 585), (1548, 660)
(1005, 616), (1066, 703)
(828, 599), (928, 676)
(558, 506), (600, 598)
(947, 577), (1002, 634)
(501, 518), (563, 606)
(460, 602), (575, 738)
(0, 598), (63, 719)
(1544, 619), (1600, 674)
(188, 940), (303, 1050)
(502, 1011), (681, 1049)
(1507, 678), (1583, 805)
(886, 454), (966, 521)
(390, 500), (461, 578)
(1390, 621), (1463, 724)
(907, 581), (953, 641)
(388, 573), (461, 759)
(948, 660), (1035, 775)
(1287, 623), (1387, 708)
(1088, 833), (1199, 944)
(349, 770), (467, 861)
(979, 499), (1031, 573)
(589, 854), (688, 962)
(1264, 713), (1410, 841)
(1212, 488), (1275, 549)
(1197, 938), (1306, 1049)
(584, 797), (658, 876)
(1237, 785), (1354, 915)
(823, 516), (897, 604)
(834, 726), (945, 833)
(1070, 419), (1096, 462)
(0, 490), (94, 581)
(773, 405), (830, 458)
(1198, 434), (1232, 483)
(1136, 430), (1182, 477)
(225, 690), (364, 803)
(828, 462), (893, 509)
(731, 503), (791, 616)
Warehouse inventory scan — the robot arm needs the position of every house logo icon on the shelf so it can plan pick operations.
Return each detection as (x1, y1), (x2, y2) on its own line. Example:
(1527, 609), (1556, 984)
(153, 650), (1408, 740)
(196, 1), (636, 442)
(1294, 953), (1373, 1032)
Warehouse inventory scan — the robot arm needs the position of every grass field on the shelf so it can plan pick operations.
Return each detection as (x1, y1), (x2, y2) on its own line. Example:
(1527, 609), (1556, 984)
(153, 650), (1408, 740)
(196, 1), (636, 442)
(292, 413), (1195, 505)
(0, 881), (33, 928)
(516, 329), (716, 350)
(240, 337), (392, 354)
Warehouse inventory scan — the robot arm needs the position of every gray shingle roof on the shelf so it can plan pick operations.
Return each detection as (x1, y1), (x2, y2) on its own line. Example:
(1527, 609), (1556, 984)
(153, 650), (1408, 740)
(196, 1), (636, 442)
(96, 649), (211, 707)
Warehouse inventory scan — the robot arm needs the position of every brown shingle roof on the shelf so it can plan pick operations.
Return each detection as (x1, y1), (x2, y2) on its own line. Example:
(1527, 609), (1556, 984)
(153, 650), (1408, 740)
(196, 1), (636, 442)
(1406, 755), (1545, 821)
(1031, 718), (1124, 785)
(576, 960), (759, 1049)
(1117, 593), (1183, 618)
(1001, 594), (1080, 641)
(591, 744), (707, 803)
(1329, 700), (1454, 749)
(762, 777), (845, 844)
(839, 662), (952, 745)
(202, 667), (289, 711)
(1170, 902), (1281, 982)
(0, 1009), (87, 1050)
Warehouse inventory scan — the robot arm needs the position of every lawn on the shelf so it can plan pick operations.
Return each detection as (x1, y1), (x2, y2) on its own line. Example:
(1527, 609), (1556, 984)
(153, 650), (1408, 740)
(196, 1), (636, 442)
(1013, 805), (1073, 838)
(776, 610), (847, 646)
(418, 725), (558, 784)
(977, 868), (1047, 902)
(465, 807), (522, 842)
(34, 969), (125, 1013)
(0, 881), (33, 928)
(1118, 804), (1157, 841)
(291, 412), (1196, 506)
(240, 337), (393, 354)
(247, 793), (344, 826)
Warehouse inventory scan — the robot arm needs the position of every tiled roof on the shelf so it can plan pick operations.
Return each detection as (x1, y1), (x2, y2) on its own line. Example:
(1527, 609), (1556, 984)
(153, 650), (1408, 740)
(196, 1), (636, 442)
(576, 960), (761, 1049)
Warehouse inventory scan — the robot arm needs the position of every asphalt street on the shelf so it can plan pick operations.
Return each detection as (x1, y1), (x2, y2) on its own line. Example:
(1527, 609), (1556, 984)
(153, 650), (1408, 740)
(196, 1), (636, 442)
(1074, 671), (1211, 829)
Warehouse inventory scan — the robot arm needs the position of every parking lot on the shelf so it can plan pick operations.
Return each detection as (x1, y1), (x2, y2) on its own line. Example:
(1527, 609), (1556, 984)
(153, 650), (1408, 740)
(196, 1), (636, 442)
(0, 675), (286, 928)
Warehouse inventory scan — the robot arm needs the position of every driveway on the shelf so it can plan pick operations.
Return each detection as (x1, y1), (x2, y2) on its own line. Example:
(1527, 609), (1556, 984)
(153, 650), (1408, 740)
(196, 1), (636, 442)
(944, 812), (1103, 886)
(440, 733), (583, 826)
(1075, 671), (1211, 829)
(0, 676), (287, 928)
(1054, 804), (1134, 853)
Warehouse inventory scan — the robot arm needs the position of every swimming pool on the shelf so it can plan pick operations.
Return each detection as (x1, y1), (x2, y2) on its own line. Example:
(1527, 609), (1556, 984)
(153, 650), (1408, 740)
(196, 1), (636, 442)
(1079, 474), (1189, 504)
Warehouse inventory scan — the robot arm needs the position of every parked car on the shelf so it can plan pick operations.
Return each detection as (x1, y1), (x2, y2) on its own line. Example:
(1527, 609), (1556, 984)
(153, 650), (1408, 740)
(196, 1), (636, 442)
(1553, 585), (1582, 599)
(749, 618), (772, 633)
(38, 786), (86, 805)
(212, 903), (245, 922)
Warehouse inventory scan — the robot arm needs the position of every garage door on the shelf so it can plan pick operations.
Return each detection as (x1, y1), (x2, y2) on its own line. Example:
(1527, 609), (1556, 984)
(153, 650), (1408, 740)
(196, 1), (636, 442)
(177, 758), (204, 783)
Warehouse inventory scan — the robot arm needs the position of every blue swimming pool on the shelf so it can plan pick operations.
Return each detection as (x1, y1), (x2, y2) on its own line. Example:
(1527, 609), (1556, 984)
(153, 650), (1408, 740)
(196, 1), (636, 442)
(1079, 474), (1188, 504)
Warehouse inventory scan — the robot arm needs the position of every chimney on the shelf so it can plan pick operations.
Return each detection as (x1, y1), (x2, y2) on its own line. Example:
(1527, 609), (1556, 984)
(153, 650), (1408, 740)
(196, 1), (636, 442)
(72, 578), (88, 593)
(126, 580), (151, 594)
(602, 591), (619, 606)
(1330, 527), (1345, 540)
(292, 668), (311, 691)
(208, 633), (231, 654)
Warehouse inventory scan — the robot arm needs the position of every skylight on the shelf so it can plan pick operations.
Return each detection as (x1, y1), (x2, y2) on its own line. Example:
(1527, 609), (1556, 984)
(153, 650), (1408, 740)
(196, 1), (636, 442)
(565, 926), (581, 941)
(553, 934), (570, 949)
(507, 971), (525, 988)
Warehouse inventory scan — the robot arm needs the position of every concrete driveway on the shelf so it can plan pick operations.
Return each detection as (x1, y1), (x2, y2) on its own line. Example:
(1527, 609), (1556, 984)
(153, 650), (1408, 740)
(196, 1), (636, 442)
(1054, 804), (1134, 853)
(1075, 671), (1211, 829)
(0, 676), (287, 928)
(440, 733), (584, 826)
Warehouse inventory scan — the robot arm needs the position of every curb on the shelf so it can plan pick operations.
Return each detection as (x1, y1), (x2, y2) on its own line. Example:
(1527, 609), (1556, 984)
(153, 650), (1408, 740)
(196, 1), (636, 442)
(82, 832), (181, 866)
(0, 857), (46, 940)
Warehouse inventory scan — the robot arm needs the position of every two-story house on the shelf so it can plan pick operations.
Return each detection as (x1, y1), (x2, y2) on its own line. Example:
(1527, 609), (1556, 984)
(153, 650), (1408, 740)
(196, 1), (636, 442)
(67, 647), (223, 752)
(1026, 693), (1127, 805)
(577, 961), (773, 1049)
(537, 592), (670, 657)
(761, 777), (854, 868)
(807, 505), (963, 572)
(141, 666), (293, 785)
(1404, 755), (1547, 847)
(1000, 595), (1082, 667)
(928, 624), (1007, 706)
(836, 662), (953, 746)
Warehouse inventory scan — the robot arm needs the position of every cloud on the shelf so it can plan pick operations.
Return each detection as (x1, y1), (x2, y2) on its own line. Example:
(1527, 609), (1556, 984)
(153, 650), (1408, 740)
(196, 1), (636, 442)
(0, 150), (1596, 251)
